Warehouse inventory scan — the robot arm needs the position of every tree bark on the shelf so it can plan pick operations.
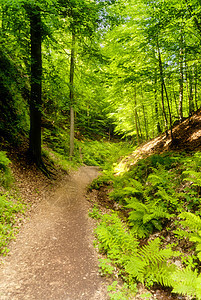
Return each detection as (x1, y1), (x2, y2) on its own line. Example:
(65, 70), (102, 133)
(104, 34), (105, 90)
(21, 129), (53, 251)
(134, 87), (140, 145)
(179, 32), (184, 122)
(163, 81), (174, 141)
(153, 69), (162, 134)
(69, 33), (75, 159)
(156, 41), (168, 137)
(188, 66), (194, 117)
(29, 6), (42, 166)
(194, 64), (198, 110)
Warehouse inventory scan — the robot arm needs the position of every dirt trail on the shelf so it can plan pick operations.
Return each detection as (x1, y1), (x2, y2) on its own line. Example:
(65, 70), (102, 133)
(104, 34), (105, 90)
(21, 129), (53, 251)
(0, 166), (108, 300)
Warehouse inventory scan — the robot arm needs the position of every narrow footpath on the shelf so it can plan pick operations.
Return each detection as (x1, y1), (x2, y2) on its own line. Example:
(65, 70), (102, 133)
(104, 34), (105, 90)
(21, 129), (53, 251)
(0, 166), (108, 300)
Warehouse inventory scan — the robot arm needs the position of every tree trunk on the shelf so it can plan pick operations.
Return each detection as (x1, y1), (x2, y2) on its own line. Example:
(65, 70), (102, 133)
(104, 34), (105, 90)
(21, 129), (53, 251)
(194, 64), (198, 110)
(179, 32), (184, 122)
(134, 87), (140, 145)
(185, 62), (194, 118)
(188, 67), (194, 117)
(69, 33), (75, 159)
(29, 6), (42, 166)
(153, 69), (162, 134)
(172, 86), (179, 117)
(156, 41), (168, 137)
(163, 81), (174, 141)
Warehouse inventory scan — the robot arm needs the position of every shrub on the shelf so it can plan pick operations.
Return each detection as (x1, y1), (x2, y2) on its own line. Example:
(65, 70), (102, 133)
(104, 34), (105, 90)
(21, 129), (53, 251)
(0, 151), (13, 188)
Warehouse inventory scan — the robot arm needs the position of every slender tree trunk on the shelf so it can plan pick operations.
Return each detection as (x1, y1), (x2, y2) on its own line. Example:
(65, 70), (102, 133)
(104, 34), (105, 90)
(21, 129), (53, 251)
(142, 104), (148, 140)
(172, 86), (179, 117)
(188, 67), (194, 117)
(185, 63), (194, 118)
(137, 112), (142, 141)
(156, 41), (168, 137)
(69, 33), (75, 159)
(156, 40), (174, 141)
(163, 81), (174, 141)
(134, 87), (140, 145)
(194, 64), (198, 110)
(141, 87), (149, 140)
(153, 69), (162, 134)
(29, 6), (42, 166)
(179, 32), (184, 122)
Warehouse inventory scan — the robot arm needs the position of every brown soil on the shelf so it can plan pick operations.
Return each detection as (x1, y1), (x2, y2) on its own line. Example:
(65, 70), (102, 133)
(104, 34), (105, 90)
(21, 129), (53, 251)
(0, 165), (108, 300)
(118, 109), (201, 172)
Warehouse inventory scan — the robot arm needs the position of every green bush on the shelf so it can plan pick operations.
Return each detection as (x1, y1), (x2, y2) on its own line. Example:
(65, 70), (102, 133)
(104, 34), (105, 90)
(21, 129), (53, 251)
(0, 151), (13, 188)
(80, 140), (133, 169)
(0, 193), (25, 254)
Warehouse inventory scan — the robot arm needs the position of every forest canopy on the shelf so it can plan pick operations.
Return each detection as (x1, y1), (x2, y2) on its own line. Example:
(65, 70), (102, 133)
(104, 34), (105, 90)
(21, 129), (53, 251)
(0, 0), (201, 160)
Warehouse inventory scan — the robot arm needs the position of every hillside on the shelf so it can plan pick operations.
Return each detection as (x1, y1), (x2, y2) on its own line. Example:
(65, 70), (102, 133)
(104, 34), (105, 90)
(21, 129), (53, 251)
(88, 110), (201, 300)
(116, 109), (201, 174)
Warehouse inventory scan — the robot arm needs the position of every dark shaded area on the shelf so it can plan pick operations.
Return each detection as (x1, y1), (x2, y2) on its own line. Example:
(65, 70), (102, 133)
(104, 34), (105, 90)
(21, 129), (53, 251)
(0, 49), (29, 146)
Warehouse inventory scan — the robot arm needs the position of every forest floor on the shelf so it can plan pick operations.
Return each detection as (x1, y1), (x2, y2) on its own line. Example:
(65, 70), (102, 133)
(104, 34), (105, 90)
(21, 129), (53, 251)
(118, 108), (201, 173)
(1, 110), (201, 300)
(0, 164), (109, 300)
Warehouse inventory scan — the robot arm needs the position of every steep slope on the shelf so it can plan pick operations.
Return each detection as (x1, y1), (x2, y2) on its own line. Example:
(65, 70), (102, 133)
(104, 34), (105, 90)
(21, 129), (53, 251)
(117, 109), (201, 173)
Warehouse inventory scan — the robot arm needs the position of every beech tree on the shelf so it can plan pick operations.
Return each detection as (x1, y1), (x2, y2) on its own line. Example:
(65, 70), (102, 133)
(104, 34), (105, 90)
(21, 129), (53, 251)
(2, 0), (201, 154)
(96, 0), (201, 143)
(27, 5), (43, 166)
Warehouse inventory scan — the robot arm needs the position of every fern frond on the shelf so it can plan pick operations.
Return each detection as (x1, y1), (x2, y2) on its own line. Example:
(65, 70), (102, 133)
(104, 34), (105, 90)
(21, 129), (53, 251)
(147, 170), (169, 187)
(125, 257), (147, 283)
(138, 238), (162, 264)
(126, 199), (148, 211)
(179, 212), (201, 232)
(127, 199), (171, 237)
(137, 238), (176, 265)
(150, 262), (176, 287)
(172, 267), (198, 298)
(151, 219), (163, 231)
(130, 224), (150, 238)
(195, 275), (201, 299)
(96, 212), (139, 256)
(128, 179), (144, 192)
(183, 170), (201, 186)
(142, 206), (172, 224)
(125, 238), (178, 287)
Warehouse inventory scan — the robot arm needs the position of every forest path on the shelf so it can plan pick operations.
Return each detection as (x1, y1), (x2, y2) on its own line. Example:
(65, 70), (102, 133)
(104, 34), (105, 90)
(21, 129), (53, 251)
(0, 166), (108, 300)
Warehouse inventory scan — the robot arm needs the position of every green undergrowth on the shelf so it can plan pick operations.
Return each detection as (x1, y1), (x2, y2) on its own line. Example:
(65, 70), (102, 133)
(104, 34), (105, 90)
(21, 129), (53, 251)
(0, 151), (13, 188)
(80, 140), (134, 169)
(43, 128), (134, 171)
(89, 151), (201, 299)
(0, 192), (25, 255)
(0, 151), (25, 255)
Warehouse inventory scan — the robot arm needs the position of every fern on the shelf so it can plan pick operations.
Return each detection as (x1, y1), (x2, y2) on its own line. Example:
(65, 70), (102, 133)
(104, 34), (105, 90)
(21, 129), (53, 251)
(125, 238), (178, 286)
(183, 152), (201, 172)
(110, 179), (144, 202)
(125, 256), (147, 283)
(156, 187), (180, 211)
(96, 213), (179, 288)
(0, 151), (13, 188)
(126, 198), (172, 237)
(172, 267), (201, 299)
(183, 170), (201, 187)
(178, 212), (201, 262)
(94, 211), (201, 297)
(95, 212), (139, 259)
(147, 164), (171, 187)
